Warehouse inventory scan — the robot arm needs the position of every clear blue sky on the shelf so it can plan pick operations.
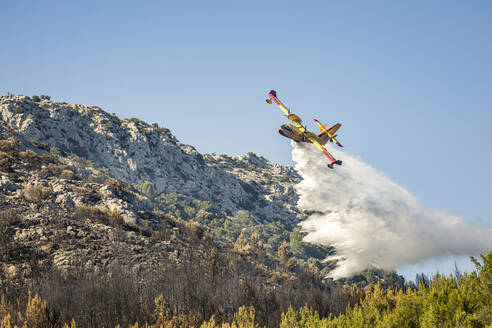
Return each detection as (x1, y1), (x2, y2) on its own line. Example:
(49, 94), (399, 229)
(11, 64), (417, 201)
(2, 1), (491, 273)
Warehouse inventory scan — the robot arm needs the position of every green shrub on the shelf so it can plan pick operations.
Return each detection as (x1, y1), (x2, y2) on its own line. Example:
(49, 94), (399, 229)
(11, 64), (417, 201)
(14, 105), (24, 113)
(88, 167), (111, 184)
(49, 146), (61, 156)
(136, 180), (156, 198)
(279, 176), (291, 183)
(32, 95), (41, 102)
(31, 140), (49, 151)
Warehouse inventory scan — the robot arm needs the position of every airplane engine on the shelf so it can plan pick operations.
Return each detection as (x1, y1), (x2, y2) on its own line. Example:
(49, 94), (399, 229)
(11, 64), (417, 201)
(287, 114), (302, 124)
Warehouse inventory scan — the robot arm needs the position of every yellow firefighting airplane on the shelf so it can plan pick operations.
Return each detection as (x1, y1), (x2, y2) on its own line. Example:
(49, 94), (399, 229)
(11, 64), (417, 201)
(266, 90), (343, 169)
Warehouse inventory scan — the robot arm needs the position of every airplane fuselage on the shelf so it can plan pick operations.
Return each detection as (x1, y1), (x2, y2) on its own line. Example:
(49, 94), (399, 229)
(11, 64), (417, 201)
(278, 124), (319, 143)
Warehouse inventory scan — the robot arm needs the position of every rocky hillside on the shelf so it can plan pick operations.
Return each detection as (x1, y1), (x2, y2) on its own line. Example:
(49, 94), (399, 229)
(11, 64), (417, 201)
(1, 94), (334, 280)
(0, 94), (410, 328)
(0, 136), (330, 327)
(0, 94), (301, 227)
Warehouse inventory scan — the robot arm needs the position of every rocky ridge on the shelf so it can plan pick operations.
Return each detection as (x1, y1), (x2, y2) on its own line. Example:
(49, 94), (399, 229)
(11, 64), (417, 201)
(0, 94), (301, 226)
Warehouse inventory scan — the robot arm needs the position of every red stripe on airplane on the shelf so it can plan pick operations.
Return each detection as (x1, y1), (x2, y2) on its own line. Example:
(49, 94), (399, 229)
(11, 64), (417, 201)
(269, 94), (281, 106)
(322, 150), (336, 163)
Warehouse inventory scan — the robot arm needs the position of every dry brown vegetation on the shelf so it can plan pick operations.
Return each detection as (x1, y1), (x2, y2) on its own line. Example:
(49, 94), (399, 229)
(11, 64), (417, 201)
(23, 185), (52, 204)
(39, 163), (75, 180)
(0, 136), (411, 327)
(0, 209), (18, 261)
(71, 185), (101, 203)
(105, 178), (130, 198)
(0, 194), (352, 328)
(0, 140), (16, 172)
(0, 140), (15, 152)
(0, 245), (345, 328)
(59, 169), (74, 180)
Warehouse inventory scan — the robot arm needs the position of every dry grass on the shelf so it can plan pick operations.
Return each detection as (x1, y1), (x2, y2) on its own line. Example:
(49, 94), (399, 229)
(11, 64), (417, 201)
(23, 185), (52, 204)
(60, 169), (75, 180)
(105, 178), (128, 198)
(72, 204), (126, 228)
(72, 186), (101, 202)
(0, 140), (15, 152)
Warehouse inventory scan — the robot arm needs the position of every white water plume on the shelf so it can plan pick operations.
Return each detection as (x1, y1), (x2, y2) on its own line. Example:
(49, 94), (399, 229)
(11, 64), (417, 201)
(292, 142), (491, 279)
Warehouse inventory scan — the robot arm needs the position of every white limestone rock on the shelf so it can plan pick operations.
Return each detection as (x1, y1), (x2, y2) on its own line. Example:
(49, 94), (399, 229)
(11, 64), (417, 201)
(0, 94), (302, 226)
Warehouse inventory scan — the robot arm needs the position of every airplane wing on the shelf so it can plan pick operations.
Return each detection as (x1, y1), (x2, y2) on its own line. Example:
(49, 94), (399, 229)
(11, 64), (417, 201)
(266, 90), (304, 126)
(267, 90), (290, 116)
(327, 123), (341, 135)
(306, 135), (342, 169)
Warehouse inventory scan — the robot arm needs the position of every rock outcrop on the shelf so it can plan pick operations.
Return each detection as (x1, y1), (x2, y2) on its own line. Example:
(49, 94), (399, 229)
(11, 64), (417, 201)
(0, 94), (301, 226)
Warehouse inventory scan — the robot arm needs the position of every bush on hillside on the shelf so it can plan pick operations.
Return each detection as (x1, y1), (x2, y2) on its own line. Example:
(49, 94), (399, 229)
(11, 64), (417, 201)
(23, 185), (52, 204)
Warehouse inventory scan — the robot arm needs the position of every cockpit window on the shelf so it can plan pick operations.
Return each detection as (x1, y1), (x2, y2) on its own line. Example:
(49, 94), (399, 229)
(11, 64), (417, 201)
(281, 124), (293, 132)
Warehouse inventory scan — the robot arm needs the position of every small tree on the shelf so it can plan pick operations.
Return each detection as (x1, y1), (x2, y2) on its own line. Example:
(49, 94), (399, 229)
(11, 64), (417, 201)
(234, 233), (252, 255)
(231, 306), (260, 328)
(278, 242), (295, 272)
(472, 250), (492, 325)
(289, 227), (306, 256)
(32, 95), (41, 102)
(250, 233), (266, 264)
(24, 292), (51, 328)
(153, 294), (172, 326)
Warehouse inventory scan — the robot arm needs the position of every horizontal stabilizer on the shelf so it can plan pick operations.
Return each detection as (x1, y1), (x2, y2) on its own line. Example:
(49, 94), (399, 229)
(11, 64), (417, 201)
(327, 123), (341, 135)
(266, 98), (272, 104)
